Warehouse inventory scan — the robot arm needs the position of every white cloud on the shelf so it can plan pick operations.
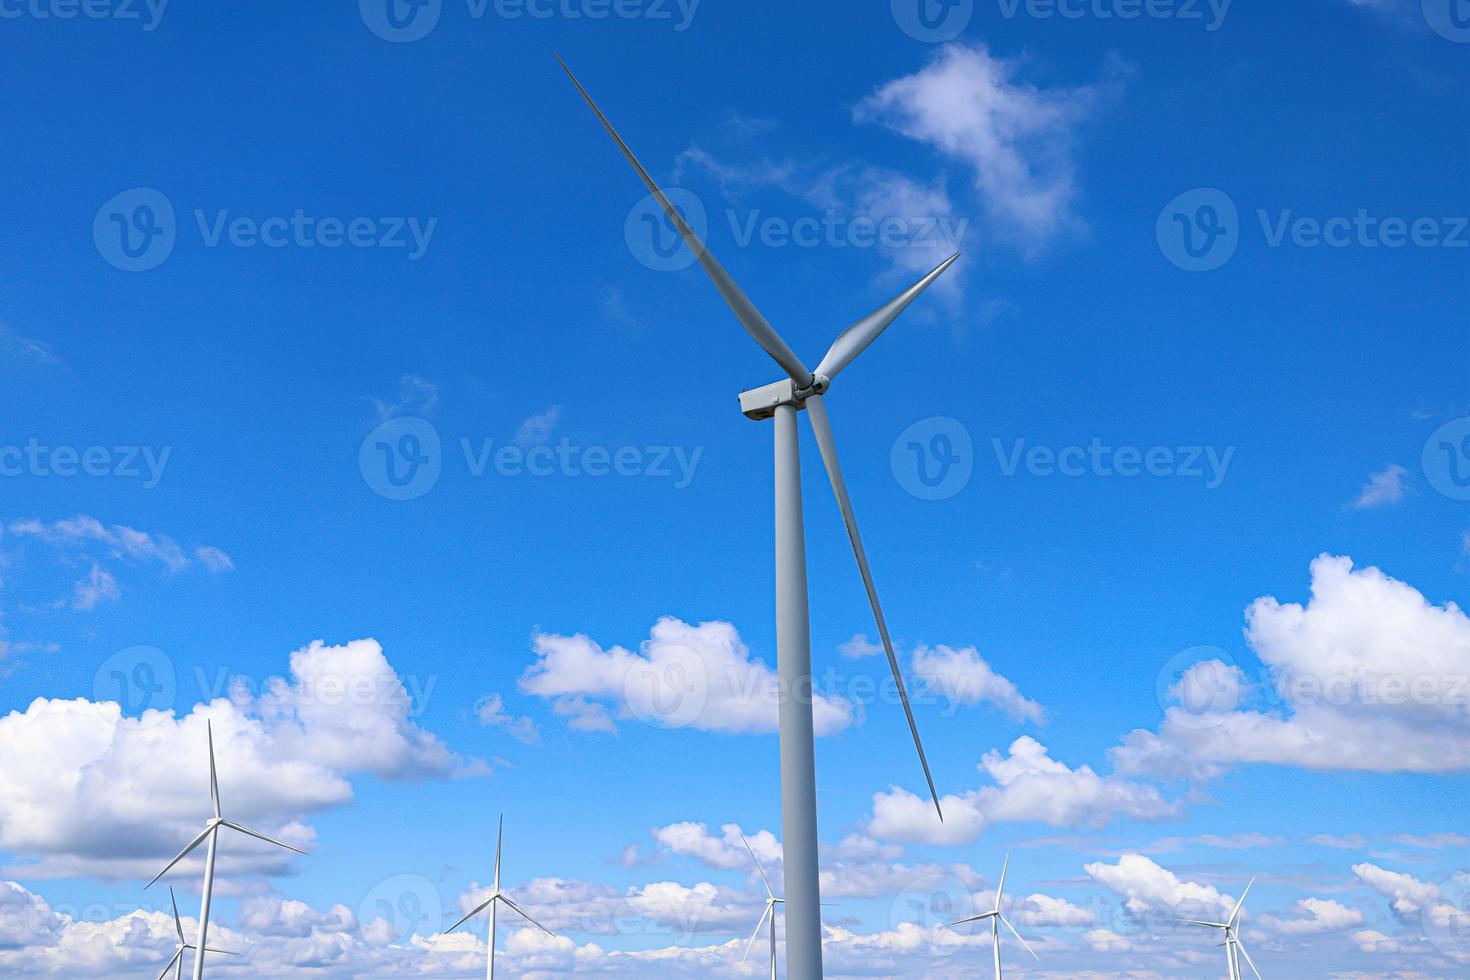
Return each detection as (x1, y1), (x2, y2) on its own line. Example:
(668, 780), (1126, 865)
(0, 324), (60, 367)
(514, 405), (562, 448)
(1083, 853), (1234, 920)
(1351, 464), (1409, 508)
(194, 546), (235, 573)
(1350, 928), (1401, 953)
(1390, 832), (1468, 849)
(0, 638), (466, 880)
(1144, 833), (1285, 854)
(868, 736), (1180, 845)
(1311, 834), (1369, 850)
(474, 693), (540, 745)
(1352, 863), (1440, 917)
(70, 564), (119, 611)
(7, 517), (231, 577)
(1114, 555), (1470, 778)
(855, 43), (1123, 253)
(369, 374), (438, 420)
(1258, 897), (1364, 935)
(519, 618), (853, 737)
(650, 822), (781, 873)
(910, 643), (1046, 723)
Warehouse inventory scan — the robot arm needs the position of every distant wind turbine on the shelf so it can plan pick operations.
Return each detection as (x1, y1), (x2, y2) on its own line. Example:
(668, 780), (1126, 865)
(1183, 877), (1261, 980)
(154, 888), (235, 980)
(950, 854), (1039, 979)
(559, 54), (958, 980)
(740, 833), (784, 980)
(446, 816), (556, 980)
(147, 722), (308, 980)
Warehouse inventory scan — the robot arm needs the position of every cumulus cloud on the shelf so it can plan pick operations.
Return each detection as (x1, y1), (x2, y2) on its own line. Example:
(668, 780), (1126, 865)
(519, 618), (853, 737)
(1352, 863), (1440, 917)
(868, 737), (1180, 846)
(1114, 555), (1470, 778)
(0, 638), (466, 880)
(855, 43), (1124, 253)
(650, 822), (782, 873)
(1084, 854), (1235, 920)
(1258, 897), (1364, 935)
(910, 643), (1046, 723)
(474, 693), (540, 745)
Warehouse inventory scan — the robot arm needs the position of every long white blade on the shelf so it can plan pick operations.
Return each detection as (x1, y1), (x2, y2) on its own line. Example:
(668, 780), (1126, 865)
(740, 833), (775, 901)
(996, 852), (1010, 907)
(146, 826), (212, 889)
(494, 815), (503, 893)
(814, 252), (961, 382)
(170, 888), (185, 942)
(804, 394), (942, 820)
(446, 894), (497, 935)
(557, 55), (812, 389)
(219, 820), (308, 856)
(156, 948), (183, 980)
(1182, 919), (1228, 929)
(742, 902), (775, 963)
(499, 894), (556, 937)
(207, 722), (220, 820)
(951, 911), (998, 926)
(1236, 937), (1263, 980)
(201, 947), (237, 955)
(998, 914), (1040, 961)
(1229, 877), (1255, 928)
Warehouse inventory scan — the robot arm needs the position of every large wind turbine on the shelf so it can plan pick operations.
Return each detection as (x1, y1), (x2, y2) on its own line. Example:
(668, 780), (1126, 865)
(154, 888), (235, 980)
(445, 816), (556, 979)
(1183, 877), (1262, 980)
(950, 854), (1039, 979)
(560, 56), (956, 980)
(740, 833), (784, 980)
(147, 722), (307, 980)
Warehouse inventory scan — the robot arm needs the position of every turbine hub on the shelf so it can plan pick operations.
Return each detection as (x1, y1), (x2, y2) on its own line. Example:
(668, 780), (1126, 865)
(738, 375), (829, 421)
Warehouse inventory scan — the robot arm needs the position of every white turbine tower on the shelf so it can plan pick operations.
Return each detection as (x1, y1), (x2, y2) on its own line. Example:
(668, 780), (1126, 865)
(560, 55), (956, 980)
(445, 816), (556, 979)
(147, 722), (308, 980)
(950, 854), (1039, 979)
(740, 833), (784, 980)
(155, 888), (235, 980)
(1183, 877), (1262, 980)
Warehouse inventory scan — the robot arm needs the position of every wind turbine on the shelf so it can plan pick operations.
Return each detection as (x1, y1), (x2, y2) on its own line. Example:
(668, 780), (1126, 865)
(147, 722), (307, 980)
(740, 833), (784, 980)
(1183, 877), (1262, 980)
(950, 854), (1039, 979)
(446, 816), (556, 979)
(154, 888), (235, 980)
(559, 55), (957, 980)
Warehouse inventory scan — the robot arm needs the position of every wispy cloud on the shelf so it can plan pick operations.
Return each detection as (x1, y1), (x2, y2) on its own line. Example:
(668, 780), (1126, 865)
(515, 406), (563, 448)
(1350, 464), (1409, 509)
(0, 324), (61, 368)
(369, 374), (439, 420)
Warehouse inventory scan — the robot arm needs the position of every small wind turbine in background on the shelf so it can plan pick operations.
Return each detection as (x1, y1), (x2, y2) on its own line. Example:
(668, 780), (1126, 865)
(154, 888), (235, 980)
(950, 854), (1039, 979)
(559, 54), (959, 980)
(739, 833), (784, 980)
(1183, 877), (1262, 980)
(146, 721), (308, 980)
(445, 816), (556, 980)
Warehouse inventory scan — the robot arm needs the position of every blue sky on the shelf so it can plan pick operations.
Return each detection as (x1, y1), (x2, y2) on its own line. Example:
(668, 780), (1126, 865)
(0, 0), (1466, 976)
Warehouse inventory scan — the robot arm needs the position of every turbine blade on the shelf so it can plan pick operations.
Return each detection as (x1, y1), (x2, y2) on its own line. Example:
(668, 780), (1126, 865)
(1182, 919), (1228, 928)
(743, 902), (775, 963)
(446, 895), (497, 935)
(202, 947), (237, 955)
(814, 252), (961, 382)
(740, 833), (775, 901)
(170, 888), (185, 942)
(1229, 877), (1255, 928)
(951, 911), (998, 926)
(156, 949), (182, 980)
(1236, 938), (1263, 980)
(500, 894), (556, 937)
(219, 820), (309, 856)
(556, 54), (812, 389)
(494, 815), (503, 893)
(146, 826), (212, 889)
(996, 852), (1010, 907)
(999, 914), (1040, 961)
(207, 721), (220, 820)
(805, 394), (942, 821)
